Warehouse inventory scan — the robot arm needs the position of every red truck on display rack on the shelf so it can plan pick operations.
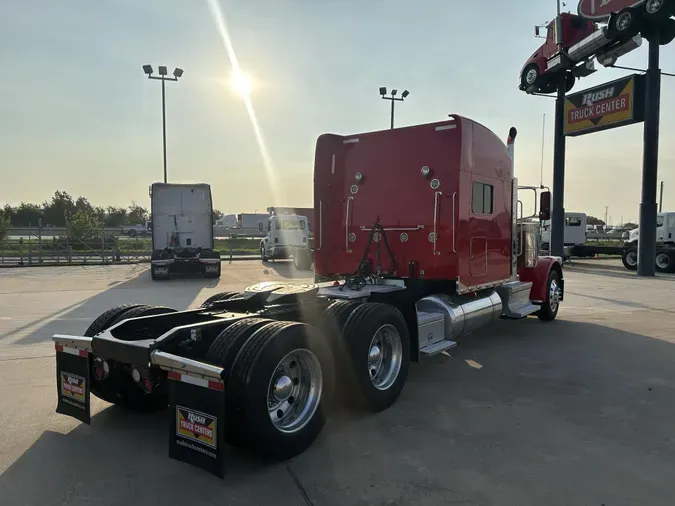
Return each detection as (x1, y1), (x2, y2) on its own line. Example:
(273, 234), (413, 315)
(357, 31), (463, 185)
(51, 116), (564, 477)
(519, 0), (675, 94)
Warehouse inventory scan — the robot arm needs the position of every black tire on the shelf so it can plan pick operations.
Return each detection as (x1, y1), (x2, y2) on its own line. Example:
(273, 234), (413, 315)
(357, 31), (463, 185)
(667, 251), (675, 274)
(536, 270), (562, 321)
(643, 0), (675, 20)
(200, 291), (239, 308)
(622, 247), (638, 271)
(610, 8), (641, 38)
(293, 249), (313, 271)
(84, 304), (145, 337)
(227, 321), (332, 461)
(655, 250), (674, 273)
(90, 305), (177, 411)
(521, 64), (540, 90)
(322, 300), (360, 357)
(204, 262), (222, 278)
(565, 72), (576, 93)
(340, 303), (411, 412)
(204, 317), (274, 447)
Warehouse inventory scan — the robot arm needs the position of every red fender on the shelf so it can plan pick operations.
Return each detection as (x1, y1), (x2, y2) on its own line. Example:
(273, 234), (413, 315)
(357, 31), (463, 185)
(518, 256), (563, 304)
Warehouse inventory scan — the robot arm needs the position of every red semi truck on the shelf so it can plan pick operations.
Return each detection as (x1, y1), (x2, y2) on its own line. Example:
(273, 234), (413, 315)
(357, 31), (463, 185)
(519, 0), (675, 94)
(52, 116), (563, 477)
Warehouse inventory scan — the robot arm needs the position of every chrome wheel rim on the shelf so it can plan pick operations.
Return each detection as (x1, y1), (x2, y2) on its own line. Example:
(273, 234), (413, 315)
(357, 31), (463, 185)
(616, 12), (632, 30)
(526, 68), (538, 84)
(368, 324), (403, 391)
(656, 253), (670, 270)
(647, 0), (664, 14)
(549, 279), (561, 313)
(267, 349), (322, 434)
(626, 251), (638, 267)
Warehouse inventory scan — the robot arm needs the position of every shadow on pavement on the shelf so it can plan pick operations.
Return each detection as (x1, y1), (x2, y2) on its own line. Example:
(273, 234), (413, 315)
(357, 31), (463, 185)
(260, 259), (314, 280)
(566, 260), (675, 281)
(5, 267), (221, 346)
(2, 318), (675, 505)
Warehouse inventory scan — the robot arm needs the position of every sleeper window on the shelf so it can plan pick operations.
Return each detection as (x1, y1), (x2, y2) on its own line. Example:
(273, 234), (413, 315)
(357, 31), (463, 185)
(472, 182), (494, 215)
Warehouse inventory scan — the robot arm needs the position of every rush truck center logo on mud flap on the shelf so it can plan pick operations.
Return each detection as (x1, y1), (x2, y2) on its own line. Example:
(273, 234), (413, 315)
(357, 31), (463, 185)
(60, 372), (86, 404)
(176, 406), (217, 450)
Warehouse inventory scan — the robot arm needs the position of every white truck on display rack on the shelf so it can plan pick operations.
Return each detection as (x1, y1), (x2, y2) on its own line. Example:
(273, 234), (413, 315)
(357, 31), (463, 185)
(149, 183), (222, 280)
(259, 213), (313, 270)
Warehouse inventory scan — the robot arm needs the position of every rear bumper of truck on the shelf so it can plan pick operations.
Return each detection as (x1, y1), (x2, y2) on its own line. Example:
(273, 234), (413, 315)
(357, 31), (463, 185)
(53, 333), (228, 477)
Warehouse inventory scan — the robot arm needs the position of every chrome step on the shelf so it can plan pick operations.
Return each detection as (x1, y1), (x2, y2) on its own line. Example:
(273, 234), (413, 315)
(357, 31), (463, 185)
(506, 303), (540, 319)
(420, 340), (457, 356)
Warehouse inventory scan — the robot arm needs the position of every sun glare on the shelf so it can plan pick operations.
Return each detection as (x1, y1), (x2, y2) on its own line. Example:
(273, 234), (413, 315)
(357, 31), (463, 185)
(229, 71), (253, 98)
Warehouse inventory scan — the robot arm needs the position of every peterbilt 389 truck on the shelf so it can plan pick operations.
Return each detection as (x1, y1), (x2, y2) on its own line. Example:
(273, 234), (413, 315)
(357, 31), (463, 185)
(52, 116), (563, 477)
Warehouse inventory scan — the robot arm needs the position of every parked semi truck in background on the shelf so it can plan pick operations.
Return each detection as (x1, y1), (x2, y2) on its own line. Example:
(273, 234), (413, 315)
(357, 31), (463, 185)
(259, 213), (313, 270)
(148, 183), (221, 280)
(52, 116), (563, 477)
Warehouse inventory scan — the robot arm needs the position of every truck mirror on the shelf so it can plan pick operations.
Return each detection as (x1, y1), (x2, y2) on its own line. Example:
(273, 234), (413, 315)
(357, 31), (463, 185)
(535, 25), (540, 37)
(258, 221), (264, 232)
(539, 191), (551, 221)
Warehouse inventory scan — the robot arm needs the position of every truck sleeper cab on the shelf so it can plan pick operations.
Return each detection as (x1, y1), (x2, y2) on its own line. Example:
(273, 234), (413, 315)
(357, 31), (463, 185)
(149, 183), (221, 280)
(52, 116), (563, 478)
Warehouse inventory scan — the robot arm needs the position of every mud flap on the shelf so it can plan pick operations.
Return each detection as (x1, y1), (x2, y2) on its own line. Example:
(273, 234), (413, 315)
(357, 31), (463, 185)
(55, 346), (91, 424)
(168, 372), (226, 478)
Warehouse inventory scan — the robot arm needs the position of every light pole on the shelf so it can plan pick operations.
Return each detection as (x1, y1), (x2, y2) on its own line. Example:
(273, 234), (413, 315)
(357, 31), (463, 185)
(379, 87), (409, 129)
(142, 64), (184, 183)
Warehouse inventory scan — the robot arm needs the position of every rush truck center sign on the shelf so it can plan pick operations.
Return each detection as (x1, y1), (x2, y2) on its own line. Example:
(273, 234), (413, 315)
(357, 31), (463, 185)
(564, 74), (645, 136)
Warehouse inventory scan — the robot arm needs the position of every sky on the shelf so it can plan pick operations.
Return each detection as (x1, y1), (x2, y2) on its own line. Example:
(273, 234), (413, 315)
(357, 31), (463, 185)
(1, 0), (675, 224)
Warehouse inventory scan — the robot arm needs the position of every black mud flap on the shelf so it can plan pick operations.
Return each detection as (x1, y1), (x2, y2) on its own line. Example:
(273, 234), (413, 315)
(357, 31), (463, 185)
(168, 372), (226, 478)
(55, 346), (91, 424)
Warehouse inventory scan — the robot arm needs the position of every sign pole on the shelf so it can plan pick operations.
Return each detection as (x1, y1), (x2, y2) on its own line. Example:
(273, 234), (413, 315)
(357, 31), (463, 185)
(637, 31), (661, 276)
(550, 77), (567, 258)
(549, 0), (567, 258)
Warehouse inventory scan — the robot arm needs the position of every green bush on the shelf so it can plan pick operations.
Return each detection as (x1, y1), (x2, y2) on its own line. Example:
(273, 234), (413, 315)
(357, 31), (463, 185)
(0, 212), (9, 242)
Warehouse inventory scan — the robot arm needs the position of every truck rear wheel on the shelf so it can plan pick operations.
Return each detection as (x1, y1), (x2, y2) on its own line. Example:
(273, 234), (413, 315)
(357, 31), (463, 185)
(536, 270), (561, 321)
(340, 303), (410, 412)
(84, 304), (145, 338)
(227, 321), (332, 461)
(88, 305), (177, 412)
(293, 249), (313, 271)
(609, 8), (641, 38)
(205, 318), (274, 447)
(643, 0), (675, 20)
(655, 251), (675, 273)
(622, 247), (638, 270)
(200, 291), (239, 308)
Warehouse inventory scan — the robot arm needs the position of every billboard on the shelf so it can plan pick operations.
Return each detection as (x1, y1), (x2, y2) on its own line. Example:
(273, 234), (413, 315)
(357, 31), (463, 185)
(564, 74), (645, 136)
(577, 0), (646, 21)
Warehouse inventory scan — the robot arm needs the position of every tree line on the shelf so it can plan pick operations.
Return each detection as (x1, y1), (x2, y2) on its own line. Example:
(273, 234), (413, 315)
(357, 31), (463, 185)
(0, 190), (224, 228)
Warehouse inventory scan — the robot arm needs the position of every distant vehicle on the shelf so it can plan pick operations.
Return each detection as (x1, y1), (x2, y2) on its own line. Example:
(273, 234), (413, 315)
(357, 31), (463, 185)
(626, 211), (675, 245)
(259, 214), (312, 270)
(215, 214), (237, 229)
(121, 221), (151, 237)
(149, 183), (221, 280)
(541, 212), (588, 250)
(267, 207), (314, 232)
(517, 0), (675, 94)
(237, 213), (269, 230)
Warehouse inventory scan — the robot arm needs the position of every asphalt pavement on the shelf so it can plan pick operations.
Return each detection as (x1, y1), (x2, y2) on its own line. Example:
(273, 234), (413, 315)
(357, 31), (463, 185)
(0, 258), (674, 505)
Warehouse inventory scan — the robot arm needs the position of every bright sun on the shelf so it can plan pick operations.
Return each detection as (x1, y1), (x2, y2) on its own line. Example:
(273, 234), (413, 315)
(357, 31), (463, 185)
(229, 70), (253, 97)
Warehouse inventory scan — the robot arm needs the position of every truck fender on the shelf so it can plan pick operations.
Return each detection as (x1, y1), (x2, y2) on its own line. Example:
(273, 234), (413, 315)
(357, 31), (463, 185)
(519, 256), (564, 304)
